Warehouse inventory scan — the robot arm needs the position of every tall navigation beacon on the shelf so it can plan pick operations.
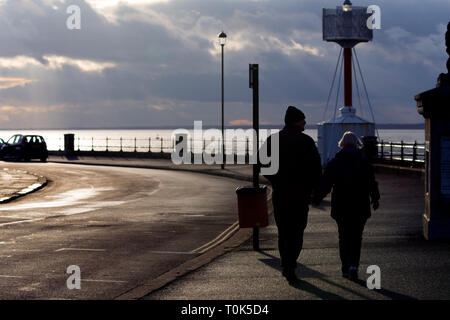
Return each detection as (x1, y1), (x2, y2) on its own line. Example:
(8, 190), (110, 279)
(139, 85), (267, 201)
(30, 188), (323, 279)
(318, 0), (377, 166)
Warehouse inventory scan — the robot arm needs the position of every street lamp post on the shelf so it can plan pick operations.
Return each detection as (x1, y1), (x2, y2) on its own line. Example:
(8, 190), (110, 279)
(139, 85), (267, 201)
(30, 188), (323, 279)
(218, 31), (227, 169)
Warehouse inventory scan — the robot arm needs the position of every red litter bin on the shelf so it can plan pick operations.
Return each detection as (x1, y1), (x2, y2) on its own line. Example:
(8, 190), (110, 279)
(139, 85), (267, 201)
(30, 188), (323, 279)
(236, 185), (268, 228)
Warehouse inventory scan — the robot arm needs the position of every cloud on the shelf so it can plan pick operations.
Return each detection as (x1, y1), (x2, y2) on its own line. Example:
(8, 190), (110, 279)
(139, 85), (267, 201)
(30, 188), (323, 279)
(0, 77), (36, 89)
(87, 0), (170, 10)
(0, 104), (67, 113)
(229, 119), (252, 126)
(44, 55), (117, 72)
(151, 105), (166, 111)
(0, 103), (70, 127)
(0, 56), (41, 68)
(0, 55), (116, 73)
(0, 0), (448, 128)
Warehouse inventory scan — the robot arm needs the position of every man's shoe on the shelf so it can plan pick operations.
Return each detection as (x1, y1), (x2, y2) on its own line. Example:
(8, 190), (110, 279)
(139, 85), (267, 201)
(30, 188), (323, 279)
(282, 269), (298, 283)
(285, 273), (298, 283)
(349, 266), (358, 281)
(342, 265), (350, 279)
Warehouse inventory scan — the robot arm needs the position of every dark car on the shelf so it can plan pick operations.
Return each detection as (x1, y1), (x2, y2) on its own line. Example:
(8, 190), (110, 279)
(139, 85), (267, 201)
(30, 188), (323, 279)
(0, 138), (4, 158)
(1, 134), (48, 162)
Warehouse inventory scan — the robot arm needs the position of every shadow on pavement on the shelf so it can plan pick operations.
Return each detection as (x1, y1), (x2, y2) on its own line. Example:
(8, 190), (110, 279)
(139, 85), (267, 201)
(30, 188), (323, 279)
(257, 247), (420, 300)
(352, 279), (417, 300)
(257, 250), (416, 300)
(257, 251), (347, 300)
(64, 155), (79, 160)
(289, 279), (345, 300)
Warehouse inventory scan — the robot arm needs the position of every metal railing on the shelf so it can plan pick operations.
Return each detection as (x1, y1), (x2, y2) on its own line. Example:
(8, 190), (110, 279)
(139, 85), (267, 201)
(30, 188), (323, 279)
(54, 137), (261, 155)
(377, 140), (425, 164)
(52, 136), (426, 166)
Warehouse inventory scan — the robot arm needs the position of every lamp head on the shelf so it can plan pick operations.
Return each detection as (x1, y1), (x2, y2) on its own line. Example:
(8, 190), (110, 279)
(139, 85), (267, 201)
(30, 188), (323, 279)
(218, 31), (227, 46)
(343, 0), (352, 12)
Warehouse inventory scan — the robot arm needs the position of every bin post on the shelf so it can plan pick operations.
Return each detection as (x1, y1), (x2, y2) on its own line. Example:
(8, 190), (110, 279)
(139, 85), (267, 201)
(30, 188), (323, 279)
(250, 63), (260, 251)
(236, 185), (268, 242)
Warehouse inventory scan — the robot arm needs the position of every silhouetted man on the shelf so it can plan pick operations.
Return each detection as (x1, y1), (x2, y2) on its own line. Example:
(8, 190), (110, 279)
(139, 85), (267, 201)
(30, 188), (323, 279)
(263, 106), (322, 282)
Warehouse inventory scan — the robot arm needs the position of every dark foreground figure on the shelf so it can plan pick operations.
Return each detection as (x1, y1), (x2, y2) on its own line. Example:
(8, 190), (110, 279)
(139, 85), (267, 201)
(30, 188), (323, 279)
(314, 131), (380, 280)
(264, 106), (322, 282)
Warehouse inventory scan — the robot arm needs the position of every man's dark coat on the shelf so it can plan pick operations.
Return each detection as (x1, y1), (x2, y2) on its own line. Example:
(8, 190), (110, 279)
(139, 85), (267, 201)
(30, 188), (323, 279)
(264, 125), (322, 204)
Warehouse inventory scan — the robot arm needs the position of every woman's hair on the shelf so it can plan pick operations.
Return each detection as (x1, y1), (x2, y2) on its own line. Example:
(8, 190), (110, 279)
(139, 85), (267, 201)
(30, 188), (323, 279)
(338, 131), (363, 149)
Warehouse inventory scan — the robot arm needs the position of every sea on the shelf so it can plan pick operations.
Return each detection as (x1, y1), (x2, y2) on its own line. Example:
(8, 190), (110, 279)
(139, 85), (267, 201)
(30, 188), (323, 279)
(0, 128), (425, 153)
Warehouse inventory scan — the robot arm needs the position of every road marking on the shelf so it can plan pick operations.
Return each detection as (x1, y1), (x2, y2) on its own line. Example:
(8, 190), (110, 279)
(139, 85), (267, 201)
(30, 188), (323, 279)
(182, 214), (206, 217)
(18, 183), (43, 195)
(147, 251), (194, 255)
(0, 218), (44, 227)
(190, 221), (239, 254)
(58, 207), (96, 216)
(83, 279), (127, 284)
(189, 189), (271, 254)
(0, 275), (24, 278)
(0, 186), (98, 211)
(0, 215), (29, 219)
(55, 248), (106, 252)
(188, 188), (273, 255)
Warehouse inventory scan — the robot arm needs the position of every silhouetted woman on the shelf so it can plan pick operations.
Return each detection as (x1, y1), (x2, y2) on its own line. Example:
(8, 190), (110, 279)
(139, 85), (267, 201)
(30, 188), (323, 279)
(314, 131), (380, 280)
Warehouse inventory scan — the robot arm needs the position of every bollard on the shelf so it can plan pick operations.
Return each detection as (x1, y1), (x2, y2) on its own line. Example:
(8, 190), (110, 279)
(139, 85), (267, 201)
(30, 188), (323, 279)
(64, 133), (75, 156)
(361, 136), (378, 162)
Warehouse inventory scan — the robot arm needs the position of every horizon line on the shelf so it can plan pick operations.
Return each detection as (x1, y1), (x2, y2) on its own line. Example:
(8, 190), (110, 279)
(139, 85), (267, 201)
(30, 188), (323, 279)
(0, 123), (425, 131)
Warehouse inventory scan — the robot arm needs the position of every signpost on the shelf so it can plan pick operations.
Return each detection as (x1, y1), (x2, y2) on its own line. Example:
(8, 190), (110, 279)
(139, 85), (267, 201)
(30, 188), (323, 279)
(235, 64), (268, 252)
(249, 63), (260, 250)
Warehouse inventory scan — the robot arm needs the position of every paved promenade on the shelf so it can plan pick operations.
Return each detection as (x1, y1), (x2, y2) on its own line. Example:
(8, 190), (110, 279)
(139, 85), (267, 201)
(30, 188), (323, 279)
(145, 171), (450, 300)
(45, 155), (450, 300)
(1, 156), (443, 300)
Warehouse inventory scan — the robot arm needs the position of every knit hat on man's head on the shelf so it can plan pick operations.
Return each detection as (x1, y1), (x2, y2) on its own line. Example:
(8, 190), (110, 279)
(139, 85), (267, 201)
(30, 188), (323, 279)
(284, 106), (305, 125)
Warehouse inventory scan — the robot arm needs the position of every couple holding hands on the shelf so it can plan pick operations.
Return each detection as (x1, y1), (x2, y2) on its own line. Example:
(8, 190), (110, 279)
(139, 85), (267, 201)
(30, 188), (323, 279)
(264, 106), (380, 283)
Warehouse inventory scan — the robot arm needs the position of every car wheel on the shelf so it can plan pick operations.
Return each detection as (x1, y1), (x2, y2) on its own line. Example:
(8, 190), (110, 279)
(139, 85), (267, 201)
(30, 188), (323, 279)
(40, 157), (47, 162)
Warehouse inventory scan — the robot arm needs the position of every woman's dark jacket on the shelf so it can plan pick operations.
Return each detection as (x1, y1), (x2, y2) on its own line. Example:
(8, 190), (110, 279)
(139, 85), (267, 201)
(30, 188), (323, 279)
(315, 147), (380, 220)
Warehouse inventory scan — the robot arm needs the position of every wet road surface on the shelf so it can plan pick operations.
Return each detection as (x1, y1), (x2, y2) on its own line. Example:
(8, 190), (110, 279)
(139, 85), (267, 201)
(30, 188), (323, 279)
(0, 161), (242, 299)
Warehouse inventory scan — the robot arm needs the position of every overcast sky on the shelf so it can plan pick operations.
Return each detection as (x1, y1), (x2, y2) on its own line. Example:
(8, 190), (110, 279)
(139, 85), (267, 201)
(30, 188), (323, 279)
(0, 0), (448, 129)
